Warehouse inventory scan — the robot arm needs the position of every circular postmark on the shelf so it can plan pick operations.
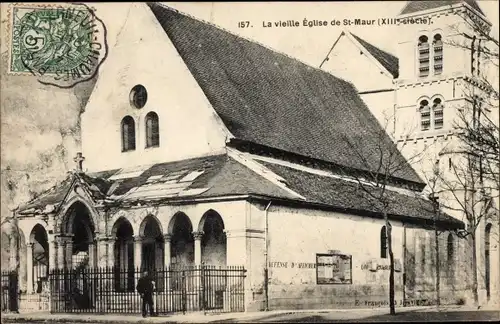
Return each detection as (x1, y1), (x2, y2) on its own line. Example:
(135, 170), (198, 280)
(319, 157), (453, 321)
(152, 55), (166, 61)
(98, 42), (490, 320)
(10, 3), (108, 88)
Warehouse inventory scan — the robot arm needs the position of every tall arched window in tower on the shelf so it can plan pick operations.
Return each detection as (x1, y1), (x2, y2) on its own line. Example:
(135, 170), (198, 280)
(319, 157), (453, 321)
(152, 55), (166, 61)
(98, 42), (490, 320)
(121, 116), (136, 152)
(433, 98), (444, 129)
(420, 99), (431, 131)
(433, 34), (443, 75)
(380, 226), (387, 259)
(145, 112), (160, 148)
(418, 35), (430, 77)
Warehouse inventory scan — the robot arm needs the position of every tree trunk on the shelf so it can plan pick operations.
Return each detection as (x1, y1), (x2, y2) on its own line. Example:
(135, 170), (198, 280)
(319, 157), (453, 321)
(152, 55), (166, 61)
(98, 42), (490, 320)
(434, 228), (440, 306)
(386, 213), (396, 315)
(471, 233), (479, 305)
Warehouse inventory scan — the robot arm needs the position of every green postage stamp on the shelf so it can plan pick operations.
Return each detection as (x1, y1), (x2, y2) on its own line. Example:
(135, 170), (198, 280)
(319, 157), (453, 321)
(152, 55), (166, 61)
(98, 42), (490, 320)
(8, 3), (108, 88)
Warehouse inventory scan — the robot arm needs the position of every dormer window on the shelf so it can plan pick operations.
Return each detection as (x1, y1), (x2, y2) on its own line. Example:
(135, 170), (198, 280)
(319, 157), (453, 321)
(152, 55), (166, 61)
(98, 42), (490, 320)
(418, 35), (430, 77)
(433, 34), (443, 75)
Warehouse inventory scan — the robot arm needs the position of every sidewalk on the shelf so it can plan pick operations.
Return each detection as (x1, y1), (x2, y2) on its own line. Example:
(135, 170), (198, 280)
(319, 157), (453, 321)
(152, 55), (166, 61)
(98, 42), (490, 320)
(2, 305), (496, 323)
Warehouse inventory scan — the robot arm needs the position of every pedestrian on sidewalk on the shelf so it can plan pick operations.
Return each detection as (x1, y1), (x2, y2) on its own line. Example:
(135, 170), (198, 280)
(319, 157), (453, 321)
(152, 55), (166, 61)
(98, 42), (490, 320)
(136, 270), (156, 318)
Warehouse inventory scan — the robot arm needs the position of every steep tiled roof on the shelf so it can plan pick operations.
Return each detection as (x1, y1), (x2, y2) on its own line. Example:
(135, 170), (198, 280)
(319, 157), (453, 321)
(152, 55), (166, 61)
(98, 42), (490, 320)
(259, 161), (464, 229)
(17, 177), (74, 214)
(400, 0), (485, 16)
(16, 153), (463, 229)
(147, 3), (422, 186)
(351, 34), (399, 78)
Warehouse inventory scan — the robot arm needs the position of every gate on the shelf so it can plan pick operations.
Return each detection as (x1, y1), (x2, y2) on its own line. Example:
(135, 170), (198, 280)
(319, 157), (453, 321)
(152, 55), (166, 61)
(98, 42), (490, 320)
(49, 265), (246, 314)
(1, 270), (19, 313)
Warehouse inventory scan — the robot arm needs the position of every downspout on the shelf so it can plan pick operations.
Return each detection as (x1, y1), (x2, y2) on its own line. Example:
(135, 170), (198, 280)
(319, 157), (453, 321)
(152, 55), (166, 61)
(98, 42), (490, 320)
(264, 201), (272, 312)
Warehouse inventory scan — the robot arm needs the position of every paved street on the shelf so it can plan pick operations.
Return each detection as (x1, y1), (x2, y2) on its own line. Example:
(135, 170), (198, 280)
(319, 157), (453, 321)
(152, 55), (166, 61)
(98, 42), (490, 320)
(2, 305), (499, 323)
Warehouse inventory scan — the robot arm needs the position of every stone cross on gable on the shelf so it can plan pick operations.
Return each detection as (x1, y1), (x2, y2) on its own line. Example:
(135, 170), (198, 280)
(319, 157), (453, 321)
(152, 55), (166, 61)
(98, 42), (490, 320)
(74, 152), (85, 173)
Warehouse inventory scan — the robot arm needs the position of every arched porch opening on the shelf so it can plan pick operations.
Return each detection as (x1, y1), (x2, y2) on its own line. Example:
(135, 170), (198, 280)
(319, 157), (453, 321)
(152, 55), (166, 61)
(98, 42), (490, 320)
(169, 213), (194, 267)
(29, 224), (49, 294)
(63, 201), (96, 269)
(140, 216), (164, 272)
(485, 223), (492, 301)
(112, 218), (134, 292)
(199, 210), (226, 266)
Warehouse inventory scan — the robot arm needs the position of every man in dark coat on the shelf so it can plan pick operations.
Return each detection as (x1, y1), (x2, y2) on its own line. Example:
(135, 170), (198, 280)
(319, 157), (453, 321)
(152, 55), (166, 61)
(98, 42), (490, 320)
(136, 271), (155, 317)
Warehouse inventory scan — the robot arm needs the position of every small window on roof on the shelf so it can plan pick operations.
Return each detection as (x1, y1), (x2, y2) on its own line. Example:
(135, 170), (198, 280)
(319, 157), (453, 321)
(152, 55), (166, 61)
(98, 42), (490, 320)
(179, 170), (205, 182)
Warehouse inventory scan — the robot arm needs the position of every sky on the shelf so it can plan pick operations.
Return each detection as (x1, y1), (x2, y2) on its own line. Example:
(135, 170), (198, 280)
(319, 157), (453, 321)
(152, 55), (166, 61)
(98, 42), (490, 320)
(164, 1), (499, 67)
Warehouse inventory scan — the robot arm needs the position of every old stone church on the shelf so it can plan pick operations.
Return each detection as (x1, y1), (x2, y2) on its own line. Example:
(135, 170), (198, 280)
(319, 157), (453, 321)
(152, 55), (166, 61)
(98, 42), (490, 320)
(3, 1), (497, 313)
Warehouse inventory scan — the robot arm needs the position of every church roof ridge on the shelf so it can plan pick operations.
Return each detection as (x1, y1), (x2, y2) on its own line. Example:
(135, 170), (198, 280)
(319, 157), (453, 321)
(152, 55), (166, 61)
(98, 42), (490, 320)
(146, 3), (341, 82)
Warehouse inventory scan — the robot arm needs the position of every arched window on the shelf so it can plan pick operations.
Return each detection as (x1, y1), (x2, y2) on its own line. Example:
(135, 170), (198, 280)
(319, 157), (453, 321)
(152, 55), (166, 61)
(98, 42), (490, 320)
(380, 226), (387, 259)
(418, 35), (430, 77)
(433, 98), (444, 129)
(145, 112), (160, 148)
(420, 99), (431, 131)
(433, 34), (443, 75)
(121, 116), (136, 152)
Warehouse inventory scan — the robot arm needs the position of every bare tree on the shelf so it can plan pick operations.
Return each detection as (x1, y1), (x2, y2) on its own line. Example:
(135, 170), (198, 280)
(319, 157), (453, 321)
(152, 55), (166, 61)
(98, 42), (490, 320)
(340, 121), (426, 315)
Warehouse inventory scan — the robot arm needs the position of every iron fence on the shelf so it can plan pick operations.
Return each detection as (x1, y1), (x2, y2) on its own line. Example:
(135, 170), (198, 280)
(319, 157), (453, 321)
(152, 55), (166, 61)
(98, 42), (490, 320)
(49, 265), (246, 314)
(1, 270), (19, 313)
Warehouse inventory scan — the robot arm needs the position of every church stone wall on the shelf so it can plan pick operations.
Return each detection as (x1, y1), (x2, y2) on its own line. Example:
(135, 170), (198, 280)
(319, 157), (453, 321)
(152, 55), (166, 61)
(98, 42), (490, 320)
(245, 203), (471, 310)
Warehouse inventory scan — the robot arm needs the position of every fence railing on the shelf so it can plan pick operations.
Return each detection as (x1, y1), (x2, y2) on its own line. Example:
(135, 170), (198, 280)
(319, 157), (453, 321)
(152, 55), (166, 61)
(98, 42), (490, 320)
(49, 265), (246, 314)
(1, 270), (19, 313)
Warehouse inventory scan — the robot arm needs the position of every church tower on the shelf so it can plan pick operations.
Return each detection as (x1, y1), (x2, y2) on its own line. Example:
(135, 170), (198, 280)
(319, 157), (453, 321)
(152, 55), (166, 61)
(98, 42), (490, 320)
(394, 0), (498, 306)
(393, 0), (492, 175)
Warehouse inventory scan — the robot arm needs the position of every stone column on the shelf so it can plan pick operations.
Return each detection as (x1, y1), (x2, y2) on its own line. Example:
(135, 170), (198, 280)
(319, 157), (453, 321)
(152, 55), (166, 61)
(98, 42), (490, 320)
(134, 236), (142, 271)
(163, 234), (172, 267)
(65, 236), (73, 269)
(107, 238), (115, 268)
(224, 230), (253, 311)
(26, 243), (34, 294)
(48, 235), (57, 271)
(162, 234), (172, 293)
(193, 231), (204, 266)
(96, 234), (109, 268)
(56, 236), (66, 269)
(88, 242), (95, 268)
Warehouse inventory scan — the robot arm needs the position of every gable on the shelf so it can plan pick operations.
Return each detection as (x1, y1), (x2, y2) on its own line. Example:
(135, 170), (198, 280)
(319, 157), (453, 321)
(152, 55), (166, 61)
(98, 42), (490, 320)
(350, 34), (399, 79)
(148, 4), (422, 185)
(320, 32), (396, 92)
(81, 3), (231, 172)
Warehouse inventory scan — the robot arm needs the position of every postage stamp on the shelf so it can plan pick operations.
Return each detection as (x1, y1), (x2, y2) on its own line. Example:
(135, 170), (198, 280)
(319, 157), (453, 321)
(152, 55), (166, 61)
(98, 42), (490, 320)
(8, 2), (108, 88)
